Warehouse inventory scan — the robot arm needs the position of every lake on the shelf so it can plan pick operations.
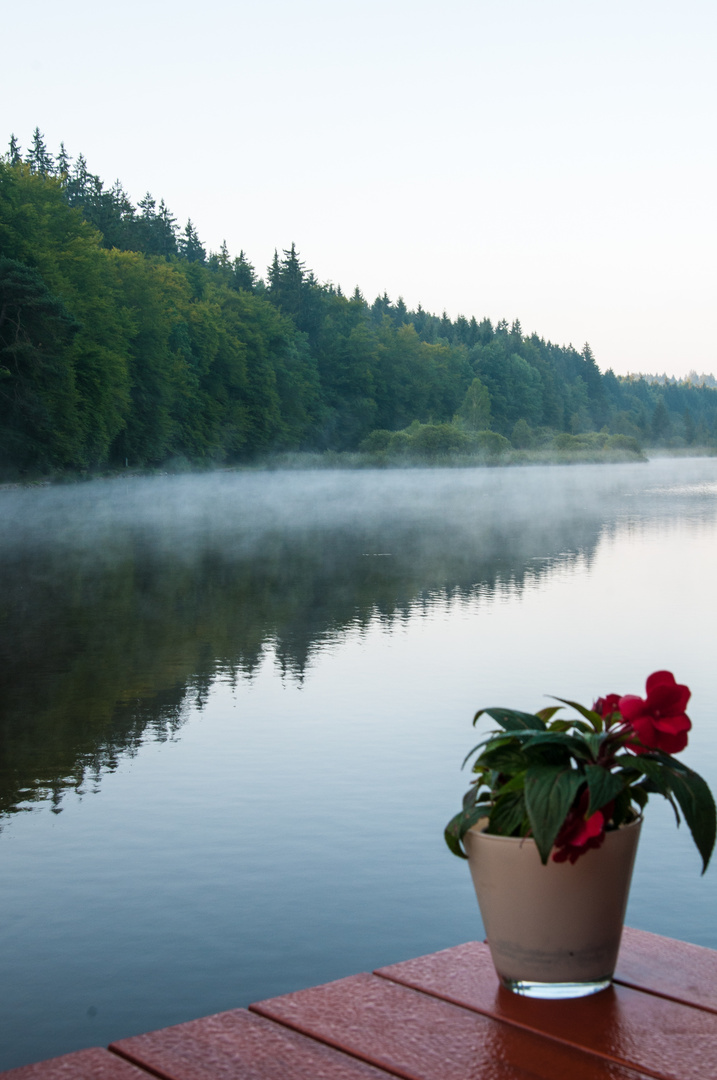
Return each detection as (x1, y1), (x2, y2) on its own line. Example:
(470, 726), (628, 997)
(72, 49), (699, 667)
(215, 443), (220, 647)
(1, 458), (716, 1069)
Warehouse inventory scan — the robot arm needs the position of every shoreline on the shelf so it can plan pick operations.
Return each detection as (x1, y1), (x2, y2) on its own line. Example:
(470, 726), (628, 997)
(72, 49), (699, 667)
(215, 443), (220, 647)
(1, 445), (715, 490)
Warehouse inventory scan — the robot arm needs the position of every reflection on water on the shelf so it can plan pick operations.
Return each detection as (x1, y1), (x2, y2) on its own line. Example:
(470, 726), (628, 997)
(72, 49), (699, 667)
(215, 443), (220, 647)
(1, 458), (717, 1070)
(1, 464), (622, 820)
(2, 460), (716, 821)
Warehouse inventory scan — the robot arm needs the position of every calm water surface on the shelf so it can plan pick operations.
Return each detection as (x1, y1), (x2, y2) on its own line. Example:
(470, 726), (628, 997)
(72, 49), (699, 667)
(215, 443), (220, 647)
(1, 459), (717, 1068)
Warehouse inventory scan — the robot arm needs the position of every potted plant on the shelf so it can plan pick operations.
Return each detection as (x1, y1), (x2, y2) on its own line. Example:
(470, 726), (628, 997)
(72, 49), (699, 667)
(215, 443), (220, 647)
(445, 671), (716, 998)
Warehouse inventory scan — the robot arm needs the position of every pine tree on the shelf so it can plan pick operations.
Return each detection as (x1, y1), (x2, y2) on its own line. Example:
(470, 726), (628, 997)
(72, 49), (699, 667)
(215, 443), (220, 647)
(651, 397), (671, 443)
(232, 251), (256, 290)
(453, 315), (470, 344)
(67, 154), (91, 203)
(370, 293), (391, 324)
(179, 219), (206, 263)
(56, 142), (72, 178)
(8, 134), (22, 165)
(155, 200), (178, 257)
(27, 128), (54, 175)
(267, 250), (281, 291)
(393, 296), (408, 326)
(476, 317), (494, 344)
(138, 192), (156, 217)
(268, 243), (306, 316)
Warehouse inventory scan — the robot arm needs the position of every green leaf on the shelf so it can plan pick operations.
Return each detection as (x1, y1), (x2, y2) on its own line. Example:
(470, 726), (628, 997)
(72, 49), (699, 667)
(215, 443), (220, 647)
(627, 755), (676, 797)
(625, 756), (680, 824)
(657, 758), (716, 874)
(614, 765), (644, 784)
(551, 697), (603, 732)
(478, 743), (528, 773)
(461, 740), (492, 769)
(612, 785), (632, 827)
(547, 718), (588, 733)
(524, 764), (584, 864)
(584, 764), (627, 816)
(462, 784), (480, 810)
(495, 770), (527, 795)
(461, 733), (514, 769)
(521, 731), (594, 761)
(535, 706), (563, 723)
(444, 805), (491, 858)
(474, 707), (546, 732)
(583, 733), (606, 760)
(627, 754), (716, 872)
(487, 790), (527, 837)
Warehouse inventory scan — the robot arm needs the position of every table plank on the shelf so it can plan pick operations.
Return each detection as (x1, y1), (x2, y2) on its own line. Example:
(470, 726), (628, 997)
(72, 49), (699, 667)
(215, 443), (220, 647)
(615, 928), (717, 1013)
(0, 1047), (152, 1080)
(375, 940), (717, 1080)
(252, 972), (653, 1080)
(111, 1007), (396, 1080)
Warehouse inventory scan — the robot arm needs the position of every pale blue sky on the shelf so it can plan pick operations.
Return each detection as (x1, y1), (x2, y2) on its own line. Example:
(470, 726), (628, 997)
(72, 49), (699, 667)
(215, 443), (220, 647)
(4, 0), (715, 376)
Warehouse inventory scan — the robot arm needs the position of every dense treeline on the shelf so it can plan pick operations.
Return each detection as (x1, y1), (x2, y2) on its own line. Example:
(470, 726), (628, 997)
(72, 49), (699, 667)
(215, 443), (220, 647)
(2, 130), (717, 474)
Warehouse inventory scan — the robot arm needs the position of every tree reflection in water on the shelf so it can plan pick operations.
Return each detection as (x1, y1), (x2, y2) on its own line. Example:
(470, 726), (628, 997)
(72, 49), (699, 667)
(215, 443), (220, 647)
(0, 461), (703, 821)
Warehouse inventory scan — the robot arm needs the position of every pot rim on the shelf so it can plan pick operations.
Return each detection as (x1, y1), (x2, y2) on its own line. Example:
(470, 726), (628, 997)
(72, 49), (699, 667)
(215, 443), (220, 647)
(467, 815), (642, 847)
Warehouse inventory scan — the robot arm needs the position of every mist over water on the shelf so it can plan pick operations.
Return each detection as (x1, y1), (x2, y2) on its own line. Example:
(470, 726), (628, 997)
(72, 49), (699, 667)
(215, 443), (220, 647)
(1, 458), (717, 1068)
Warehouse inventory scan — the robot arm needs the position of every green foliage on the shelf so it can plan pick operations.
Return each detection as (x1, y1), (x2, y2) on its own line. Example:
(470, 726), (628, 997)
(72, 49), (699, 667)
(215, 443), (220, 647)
(473, 430), (511, 457)
(0, 257), (81, 469)
(524, 764), (584, 864)
(3, 133), (717, 474)
(409, 422), (471, 458)
(606, 433), (642, 455)
(359, 423), (511, 462)
(651, 397), (671, 443)
(455, 376), (491, 430)
(511, 418), (532, 448)
(446, 699), (716, 870)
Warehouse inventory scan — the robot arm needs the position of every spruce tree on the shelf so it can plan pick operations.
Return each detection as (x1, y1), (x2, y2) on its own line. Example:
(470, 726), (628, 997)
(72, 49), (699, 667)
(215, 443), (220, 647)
(267, 250), (281, 291)
(156, 200), (178, 257)
(56, 142), (71, 178)
(179, 219), (206, 263)
(393, 296), (408, 326)
(27, 128), (54, 175)
(67, 154), (91, 203)
(651, 397), (671, 443)
(8, 134), (22, 165)
(233, 251), (256, 290)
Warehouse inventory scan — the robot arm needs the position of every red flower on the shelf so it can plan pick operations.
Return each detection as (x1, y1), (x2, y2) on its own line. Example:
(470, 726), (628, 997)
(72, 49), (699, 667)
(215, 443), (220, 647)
(593, 693), (622, 723)
(552, 790), (608, 864)
(619, 670), (691, 755)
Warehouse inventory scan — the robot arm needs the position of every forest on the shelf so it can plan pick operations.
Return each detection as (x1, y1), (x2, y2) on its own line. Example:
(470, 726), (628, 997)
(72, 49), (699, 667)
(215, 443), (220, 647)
(2, 129), (717, 476)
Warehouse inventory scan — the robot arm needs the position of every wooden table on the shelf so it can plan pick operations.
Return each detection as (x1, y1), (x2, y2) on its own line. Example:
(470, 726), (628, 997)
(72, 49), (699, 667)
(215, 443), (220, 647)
(5, 928), (717, 1080)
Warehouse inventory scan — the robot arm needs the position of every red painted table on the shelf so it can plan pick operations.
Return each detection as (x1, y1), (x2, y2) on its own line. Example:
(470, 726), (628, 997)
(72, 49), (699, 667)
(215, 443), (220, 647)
(5, 928), (717, 1080)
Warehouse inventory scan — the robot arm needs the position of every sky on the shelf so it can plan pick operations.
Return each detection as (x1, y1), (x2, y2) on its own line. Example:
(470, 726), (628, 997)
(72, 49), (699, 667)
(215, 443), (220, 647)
(3, 0), (716, 377)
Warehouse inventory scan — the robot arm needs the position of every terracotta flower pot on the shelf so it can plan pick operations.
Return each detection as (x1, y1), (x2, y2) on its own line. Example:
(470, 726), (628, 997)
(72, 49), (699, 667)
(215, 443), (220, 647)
(464, 817), (642, 998)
